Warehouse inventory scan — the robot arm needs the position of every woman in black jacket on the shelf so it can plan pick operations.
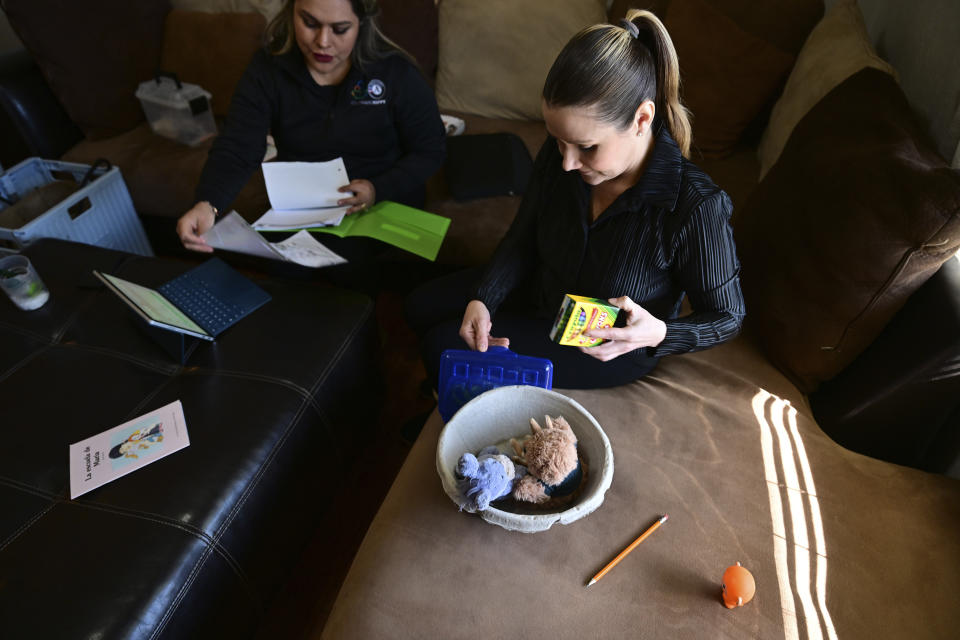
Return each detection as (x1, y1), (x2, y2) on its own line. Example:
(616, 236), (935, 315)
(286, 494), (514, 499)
(409, 9), (745, 389)
(176, 0), (445, 255)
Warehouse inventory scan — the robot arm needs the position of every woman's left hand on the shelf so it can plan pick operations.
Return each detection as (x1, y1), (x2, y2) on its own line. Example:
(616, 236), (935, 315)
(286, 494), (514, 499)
(579, 296), (667, 361)
(338, 179), (376, 214)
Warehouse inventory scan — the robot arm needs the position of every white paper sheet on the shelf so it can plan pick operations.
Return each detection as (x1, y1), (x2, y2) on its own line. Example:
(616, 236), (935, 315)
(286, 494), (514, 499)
(202, 211), (346, 268)
(261, 159), (348, 210)
(252, 206), (348, 230)
(203, 210), (284, 260)
(254, 158), (353, 230)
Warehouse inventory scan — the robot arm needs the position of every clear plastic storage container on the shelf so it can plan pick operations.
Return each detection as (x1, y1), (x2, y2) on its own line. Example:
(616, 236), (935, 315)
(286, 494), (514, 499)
(135, 72), (216, 147)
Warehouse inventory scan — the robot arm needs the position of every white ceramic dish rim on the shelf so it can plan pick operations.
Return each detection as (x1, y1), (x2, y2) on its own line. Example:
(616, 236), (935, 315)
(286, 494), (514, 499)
(435, 385), (615, 533)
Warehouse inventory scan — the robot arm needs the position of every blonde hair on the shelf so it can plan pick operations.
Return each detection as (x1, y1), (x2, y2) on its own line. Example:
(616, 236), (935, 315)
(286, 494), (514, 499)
(542, 9), (692, 158)
(264, 0), (414, 72)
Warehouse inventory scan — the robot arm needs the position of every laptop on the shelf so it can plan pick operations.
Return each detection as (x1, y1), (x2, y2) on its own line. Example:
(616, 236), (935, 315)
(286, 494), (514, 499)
(94, 258), (272, 341)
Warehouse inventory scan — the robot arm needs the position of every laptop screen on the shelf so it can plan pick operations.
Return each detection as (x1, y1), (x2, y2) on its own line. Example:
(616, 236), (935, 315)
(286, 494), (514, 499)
(97, 272), (209, 337)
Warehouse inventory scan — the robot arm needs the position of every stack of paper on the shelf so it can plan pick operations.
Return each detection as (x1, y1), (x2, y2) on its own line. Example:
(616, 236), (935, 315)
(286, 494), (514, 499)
(253, 159), (352, 230)
(203, 211), (347, 268)
(238, 157), (452, 261)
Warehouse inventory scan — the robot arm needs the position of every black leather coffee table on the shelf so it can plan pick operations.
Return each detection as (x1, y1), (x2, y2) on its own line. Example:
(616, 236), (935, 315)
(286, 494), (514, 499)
(0, 239), (382, 639)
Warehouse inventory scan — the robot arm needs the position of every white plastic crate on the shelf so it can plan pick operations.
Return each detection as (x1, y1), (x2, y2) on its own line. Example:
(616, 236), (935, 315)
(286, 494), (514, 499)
(0, 158), (154, 256)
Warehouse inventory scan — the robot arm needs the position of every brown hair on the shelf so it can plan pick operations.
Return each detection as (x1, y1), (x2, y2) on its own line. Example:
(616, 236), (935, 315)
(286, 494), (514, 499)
(542, 9), (692, 158)
(264, 0), (414, 72)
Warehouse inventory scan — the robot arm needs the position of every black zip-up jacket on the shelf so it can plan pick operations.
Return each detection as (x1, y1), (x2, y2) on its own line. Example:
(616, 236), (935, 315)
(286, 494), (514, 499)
(195, 48), (446, 210)
(475, 125), (745, 357)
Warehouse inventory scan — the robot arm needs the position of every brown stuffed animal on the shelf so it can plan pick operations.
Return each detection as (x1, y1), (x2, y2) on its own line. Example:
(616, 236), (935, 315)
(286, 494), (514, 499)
(510, 415), (584, 505)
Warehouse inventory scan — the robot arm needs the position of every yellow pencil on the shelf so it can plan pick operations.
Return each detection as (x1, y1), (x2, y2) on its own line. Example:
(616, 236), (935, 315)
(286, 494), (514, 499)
(587, 514), (669, 586)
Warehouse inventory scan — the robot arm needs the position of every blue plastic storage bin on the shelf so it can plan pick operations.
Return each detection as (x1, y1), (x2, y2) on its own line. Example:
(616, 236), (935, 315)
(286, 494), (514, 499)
(437, 346), (553, 422)
(0, 158), (153, 256)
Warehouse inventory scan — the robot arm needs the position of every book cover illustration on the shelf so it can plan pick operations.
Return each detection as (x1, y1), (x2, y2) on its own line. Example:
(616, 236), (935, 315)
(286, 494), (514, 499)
(69, 400), (190, 499)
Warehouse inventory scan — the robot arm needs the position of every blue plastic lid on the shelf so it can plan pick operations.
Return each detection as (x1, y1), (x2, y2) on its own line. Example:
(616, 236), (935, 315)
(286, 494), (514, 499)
(437, 346), (553, 422)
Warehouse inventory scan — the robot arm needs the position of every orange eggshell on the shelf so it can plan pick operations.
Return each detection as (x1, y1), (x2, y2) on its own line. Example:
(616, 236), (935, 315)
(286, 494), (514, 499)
(721, 563), (756, 608)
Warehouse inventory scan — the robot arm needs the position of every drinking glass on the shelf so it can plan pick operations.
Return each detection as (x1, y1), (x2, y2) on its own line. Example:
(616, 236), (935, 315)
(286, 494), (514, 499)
(0, 255), (50, 311)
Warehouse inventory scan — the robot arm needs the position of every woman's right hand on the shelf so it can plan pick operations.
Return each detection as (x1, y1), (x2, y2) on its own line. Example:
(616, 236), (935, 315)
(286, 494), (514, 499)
(459, 300), (510, 352)
(176, 202), (217, 253)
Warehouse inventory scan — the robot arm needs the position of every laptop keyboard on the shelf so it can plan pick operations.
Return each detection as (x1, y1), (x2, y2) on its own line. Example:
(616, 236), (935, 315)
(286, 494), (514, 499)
(159, 277), (244, 335)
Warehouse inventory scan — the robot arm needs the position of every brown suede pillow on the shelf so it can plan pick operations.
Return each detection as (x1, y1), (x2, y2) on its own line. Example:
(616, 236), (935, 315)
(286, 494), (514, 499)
(610, 0), (823, 56)
(435, 0), (607, 121)
(378, 0), (439, 79)
(666, 0), (795, 158)
(160, 10), (266, 119)
(757, 0), (897, 179)
(608, 0), (668, 22)
(735, 68), (960, 393)
(3, 0), (171, 140)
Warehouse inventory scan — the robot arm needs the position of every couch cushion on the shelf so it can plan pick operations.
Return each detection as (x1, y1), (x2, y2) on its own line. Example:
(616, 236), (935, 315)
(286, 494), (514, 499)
(3, 0), (171, 140)
(160, 10), (266, 119)
(378, 0), (439, 79)
(757, 0), (897, 178)
(434, 0), (607, 121)
(62, 124), (269, 222)
(735, 68), (960, 393)
(666, 0), (795, 159)
(608, 0), (665, 22)
(170, 0), (281, 15)
(692, 143), (759, 213)
(427, 115), (549, 267)
(321, 335), (960, 639)
(610, 0), (823, 57)
(443, 133), (533, 201)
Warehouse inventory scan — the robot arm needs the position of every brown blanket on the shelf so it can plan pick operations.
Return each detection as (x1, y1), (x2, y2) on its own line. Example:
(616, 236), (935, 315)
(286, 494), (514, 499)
(322, 333), (960, 639)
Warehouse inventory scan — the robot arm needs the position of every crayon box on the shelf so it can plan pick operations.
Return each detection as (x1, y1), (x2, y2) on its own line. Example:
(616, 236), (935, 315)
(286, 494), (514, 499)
(549, 294), (620, 347)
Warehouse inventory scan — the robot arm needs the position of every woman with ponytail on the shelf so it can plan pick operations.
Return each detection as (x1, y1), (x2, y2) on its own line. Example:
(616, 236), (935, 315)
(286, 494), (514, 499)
(408, 10), (744, 389)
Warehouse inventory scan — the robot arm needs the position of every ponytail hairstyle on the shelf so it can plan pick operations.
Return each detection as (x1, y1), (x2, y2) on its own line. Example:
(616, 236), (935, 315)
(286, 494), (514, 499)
(265, 0), (416, 72)
(542, 9), (692, 158)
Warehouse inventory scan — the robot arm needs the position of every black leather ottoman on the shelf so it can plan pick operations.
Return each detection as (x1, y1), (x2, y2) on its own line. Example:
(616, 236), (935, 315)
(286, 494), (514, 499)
(0, 239), (383, 639)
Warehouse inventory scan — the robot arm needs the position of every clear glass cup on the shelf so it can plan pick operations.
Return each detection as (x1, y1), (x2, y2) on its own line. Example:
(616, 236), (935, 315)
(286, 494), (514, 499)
(0, 255), (50, 311)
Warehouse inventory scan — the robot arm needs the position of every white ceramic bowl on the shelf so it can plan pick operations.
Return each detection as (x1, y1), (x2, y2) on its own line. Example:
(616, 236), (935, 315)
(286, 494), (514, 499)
(436, 386), (614, 533)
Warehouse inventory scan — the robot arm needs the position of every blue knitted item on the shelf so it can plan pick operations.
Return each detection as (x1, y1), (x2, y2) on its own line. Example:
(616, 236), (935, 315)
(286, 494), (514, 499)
(454, 446), (521, 511)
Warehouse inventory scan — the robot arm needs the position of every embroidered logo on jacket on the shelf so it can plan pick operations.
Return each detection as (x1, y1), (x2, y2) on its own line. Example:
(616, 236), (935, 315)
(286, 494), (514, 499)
(367, 79), (385, 98)
(350, 78), (387, 105)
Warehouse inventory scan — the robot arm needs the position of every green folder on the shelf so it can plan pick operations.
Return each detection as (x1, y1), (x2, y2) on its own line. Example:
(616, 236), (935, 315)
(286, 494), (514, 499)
(303, 201), (450, 261)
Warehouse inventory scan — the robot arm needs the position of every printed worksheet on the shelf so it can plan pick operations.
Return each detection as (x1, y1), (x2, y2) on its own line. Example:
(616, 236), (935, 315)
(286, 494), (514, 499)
(270, 230), (347, 268)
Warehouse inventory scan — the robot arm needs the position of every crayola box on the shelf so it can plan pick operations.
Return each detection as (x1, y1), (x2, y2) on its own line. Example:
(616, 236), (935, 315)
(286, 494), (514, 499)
(549, 294), (619, 347)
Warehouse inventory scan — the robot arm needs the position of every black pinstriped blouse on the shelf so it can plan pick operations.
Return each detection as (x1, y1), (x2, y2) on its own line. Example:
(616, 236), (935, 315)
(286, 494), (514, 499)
(474, 125), (745, 357)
